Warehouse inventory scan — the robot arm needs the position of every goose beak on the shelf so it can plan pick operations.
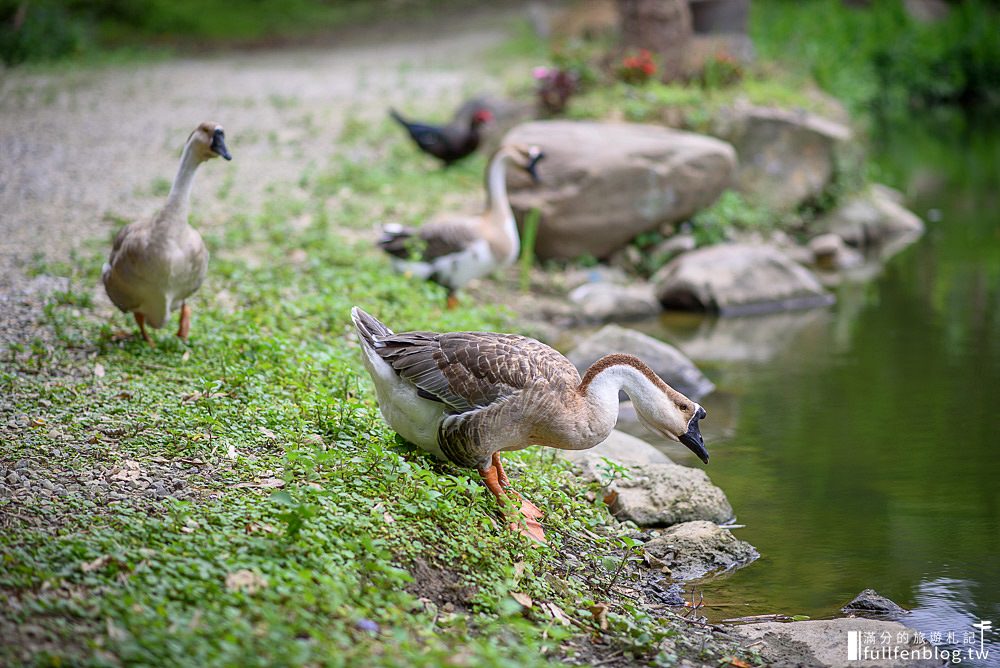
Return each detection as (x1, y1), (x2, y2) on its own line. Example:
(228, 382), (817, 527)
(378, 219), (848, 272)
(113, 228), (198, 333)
(211, 129), (232, 161)
(679, 406), (709, 464)
(526, 151), (544, 183)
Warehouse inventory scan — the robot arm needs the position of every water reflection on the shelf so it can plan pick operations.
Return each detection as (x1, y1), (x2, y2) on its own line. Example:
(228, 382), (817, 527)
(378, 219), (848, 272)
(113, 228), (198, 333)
(607, 109), (1000, 662)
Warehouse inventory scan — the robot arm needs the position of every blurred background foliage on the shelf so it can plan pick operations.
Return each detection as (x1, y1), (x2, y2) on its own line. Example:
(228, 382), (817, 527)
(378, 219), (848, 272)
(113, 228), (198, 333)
(1, 0), (998, 109)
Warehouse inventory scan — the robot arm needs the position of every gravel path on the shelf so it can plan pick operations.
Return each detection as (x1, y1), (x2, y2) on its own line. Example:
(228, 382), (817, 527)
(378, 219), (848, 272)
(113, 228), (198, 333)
(0, 8), (519, 292)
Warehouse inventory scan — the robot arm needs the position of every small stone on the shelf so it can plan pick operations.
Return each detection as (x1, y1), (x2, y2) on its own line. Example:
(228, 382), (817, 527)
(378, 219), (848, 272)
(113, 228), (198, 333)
(15, 459), (29, 469)
(354, 619), (380, 634)
(6, 472), (19, 484)
(40, 479), (55, 491)
(153, 483), (169, 499)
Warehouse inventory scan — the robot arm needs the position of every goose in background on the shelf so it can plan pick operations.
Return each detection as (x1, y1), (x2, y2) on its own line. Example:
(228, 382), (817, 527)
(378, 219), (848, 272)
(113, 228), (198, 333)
(378, 144), (543, 309)
(351, 307), (709, 543)
(102, 122), (232, 344)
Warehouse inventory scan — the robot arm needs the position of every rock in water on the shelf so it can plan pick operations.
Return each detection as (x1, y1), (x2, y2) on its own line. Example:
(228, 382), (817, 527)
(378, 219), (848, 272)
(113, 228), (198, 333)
(730, 618), (940, 667)
(653, 243), (833, 315)
(643, 520), (757, 580)
(503, 121), (735, 260)
(610, 463), (733, 526)
(842, 588), (908, 617)
(814, 184), (925, 250)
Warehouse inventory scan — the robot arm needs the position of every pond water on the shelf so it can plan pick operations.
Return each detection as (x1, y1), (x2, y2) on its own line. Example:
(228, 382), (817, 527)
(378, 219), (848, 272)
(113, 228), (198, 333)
(627, 110), (1000, 663)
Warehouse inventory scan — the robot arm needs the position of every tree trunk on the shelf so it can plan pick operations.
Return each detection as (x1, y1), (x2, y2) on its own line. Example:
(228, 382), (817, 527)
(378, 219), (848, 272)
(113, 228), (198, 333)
(616, 0), (693, 82)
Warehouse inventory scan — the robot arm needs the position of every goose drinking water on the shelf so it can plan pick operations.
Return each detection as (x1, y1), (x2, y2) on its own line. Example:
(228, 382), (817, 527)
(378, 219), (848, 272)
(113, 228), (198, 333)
(352, 307), (709, 542)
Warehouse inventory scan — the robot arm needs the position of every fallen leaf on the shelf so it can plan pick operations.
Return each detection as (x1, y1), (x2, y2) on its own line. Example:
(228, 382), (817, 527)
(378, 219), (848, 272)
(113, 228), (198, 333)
(234, 477), (284, 489)
(181, 350), (190, 362)
(93, 363), (105, 378)
(382, 512), (395, 524)
(510, 592), (533, 608)
(29, 417), (45, 427)
(544, 602), (572, 626)
(602, 490), (619, 506)
(81, 555), (112, 572)
(225, 569), (267, 594)
(512, 561), (526, 582)
(259, 426), (276, 439)
(226, 444), (237, 460)
(725, 658), (752, 668)
(181, 391), (202, 403)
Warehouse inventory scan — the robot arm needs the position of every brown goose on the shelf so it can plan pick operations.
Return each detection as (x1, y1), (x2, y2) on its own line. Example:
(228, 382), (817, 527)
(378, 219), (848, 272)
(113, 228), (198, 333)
(378, 144), (543, 309)
(102, 122), (231, 344)
(352, 307), (709, 542)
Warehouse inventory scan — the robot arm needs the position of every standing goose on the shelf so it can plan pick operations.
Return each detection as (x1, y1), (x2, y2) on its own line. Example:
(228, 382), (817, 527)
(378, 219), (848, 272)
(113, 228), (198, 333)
(378, 144), (543, 309)
(351, 307), (709, 542)
(102, 122), (232, 344)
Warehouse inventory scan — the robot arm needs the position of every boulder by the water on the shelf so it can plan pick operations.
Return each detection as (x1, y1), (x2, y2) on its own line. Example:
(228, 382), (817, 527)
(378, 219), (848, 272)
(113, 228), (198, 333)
(503, 120), (736, 260)
(808, 232), (863, 271)
(567, 324), (715, 400)
(711, 104), (851, 211)
(568, 281), (662, 323)
(643, 520), (757, 579)
(609, 462), (733, 526)
(729, 618), (940, 667)
(562, 429), (672, 472)
(653, 243), (834, 315)
(842, 588), (908, 617)
(814, 184), (924, 250)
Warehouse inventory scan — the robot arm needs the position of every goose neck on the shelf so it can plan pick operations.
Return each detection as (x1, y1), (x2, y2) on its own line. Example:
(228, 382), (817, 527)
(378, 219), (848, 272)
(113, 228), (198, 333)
(159, 142), (203, 228)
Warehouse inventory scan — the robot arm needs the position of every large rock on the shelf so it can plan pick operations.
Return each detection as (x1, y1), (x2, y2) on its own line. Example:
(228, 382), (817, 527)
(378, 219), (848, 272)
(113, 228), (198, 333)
(644, 520), (757, 579)
(567, 324), (715, 400)
(842, 588), (909, 618)
(562, 429), (672, 474)
(653, 243), (834, 315)
(814, 185), (925, 250)
(609, 462), (733, 526)
(729, 618), (940, 667)
(712, 104), (851, 211)
(504, 121), (736, 260)
(568, 281), (662, 323)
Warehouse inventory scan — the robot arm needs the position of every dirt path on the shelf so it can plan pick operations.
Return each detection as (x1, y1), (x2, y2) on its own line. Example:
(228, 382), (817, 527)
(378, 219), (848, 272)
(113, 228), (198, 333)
(0, 8), (521, 292)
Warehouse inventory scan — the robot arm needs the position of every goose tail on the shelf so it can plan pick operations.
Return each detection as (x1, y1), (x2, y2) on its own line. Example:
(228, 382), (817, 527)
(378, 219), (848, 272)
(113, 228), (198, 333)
(351, 307), (393, 350)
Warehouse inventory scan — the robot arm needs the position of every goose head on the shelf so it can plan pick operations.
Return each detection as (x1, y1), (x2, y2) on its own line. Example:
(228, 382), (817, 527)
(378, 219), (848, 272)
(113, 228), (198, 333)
(638, 393), (709, 464)
(187, 122), (232, 162)
(507, 144), (545, 183)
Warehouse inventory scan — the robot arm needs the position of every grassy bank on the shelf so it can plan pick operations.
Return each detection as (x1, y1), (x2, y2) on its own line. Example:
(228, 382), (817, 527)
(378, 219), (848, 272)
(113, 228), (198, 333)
(0, 115), (754, 666)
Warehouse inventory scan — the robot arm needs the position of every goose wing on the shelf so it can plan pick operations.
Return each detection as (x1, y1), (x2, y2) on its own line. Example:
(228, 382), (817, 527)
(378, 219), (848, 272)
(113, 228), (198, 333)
(373, 331), (580, 413)
(380, 218), (482, 262)
(102, 222), (151, 312)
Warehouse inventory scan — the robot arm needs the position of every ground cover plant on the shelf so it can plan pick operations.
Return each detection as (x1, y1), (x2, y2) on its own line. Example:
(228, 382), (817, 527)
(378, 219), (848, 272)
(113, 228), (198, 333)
(0, 115), (754, 666)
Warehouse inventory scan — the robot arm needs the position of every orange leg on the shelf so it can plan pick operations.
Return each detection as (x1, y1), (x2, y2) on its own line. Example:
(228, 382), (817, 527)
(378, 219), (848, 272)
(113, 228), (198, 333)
(479, 461), (545, 543)
(446, 293), (459, 310)
(134, 312), (154, 347)
(492, 453), (543, 520)
(176, 303), (191, 341)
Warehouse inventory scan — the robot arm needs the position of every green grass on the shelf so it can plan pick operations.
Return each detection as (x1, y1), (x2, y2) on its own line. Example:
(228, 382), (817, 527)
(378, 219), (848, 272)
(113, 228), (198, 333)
(0, 112), (752, 667)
